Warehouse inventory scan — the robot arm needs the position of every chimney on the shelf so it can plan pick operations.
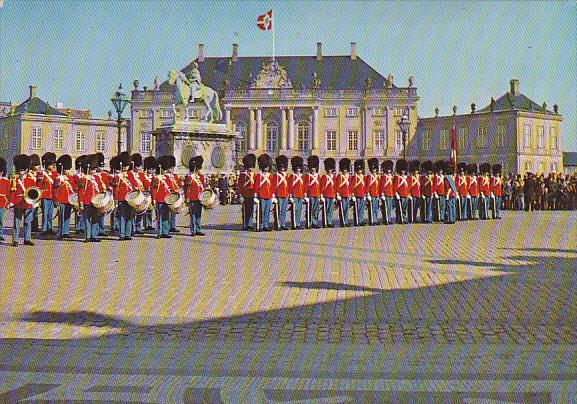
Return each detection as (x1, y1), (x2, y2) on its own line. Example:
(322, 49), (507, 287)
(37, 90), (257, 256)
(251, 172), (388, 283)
(29, 85), (37, 99)
(316, 42), (323, 61)
(510, 79), (520, 96)
(232, 43), (238, 62)
(198, 43), (205, 62)
(350, 42), (357, 60)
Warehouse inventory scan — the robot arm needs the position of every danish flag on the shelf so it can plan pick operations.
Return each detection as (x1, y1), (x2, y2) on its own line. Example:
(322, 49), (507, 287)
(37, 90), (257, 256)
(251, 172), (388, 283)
(257, 9), (273, 30)
(450, 122), (457, 169)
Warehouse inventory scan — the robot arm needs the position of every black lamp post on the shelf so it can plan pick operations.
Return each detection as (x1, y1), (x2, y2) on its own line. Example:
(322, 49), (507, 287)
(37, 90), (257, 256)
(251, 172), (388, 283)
(111, 83), (130, 154)
(398, 113), (410, 160)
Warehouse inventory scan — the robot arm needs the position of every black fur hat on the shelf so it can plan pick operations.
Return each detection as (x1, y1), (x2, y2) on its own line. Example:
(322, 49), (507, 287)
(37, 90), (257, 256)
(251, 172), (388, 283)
(480, 162), (491, 174)
(421, 160), (433, 173)
(242, 153), (256, 169)
(195, 155), (203, 170)
(324, 158), (336, 172)
(13, 154), (30, 171)
(188, 157), (197, 172)
(56, 154), (72, 171)
(291, 156), (304, 171)
(30, 154), (41, 168)
(276, 155), (288, 170)
(339, 158), (351, 172)
(434, 159), (445, 173)
(0, 156), (6, 174)
(159, 155), (172, 170)
(75, 155), (85, 171)
(457, 162), (467, 172)
(395, 158), (408, 173)
(367, 158), (379, 171)
(258, 153), (272, 170)
(353, 159), (365, 172)
(168, 155), (176, 168)
(307, 155), (320, 171)
(381, 159), (394, 172)
(409, 160), (420, 173)
(96, 152), (105, 168)
(82, 154), (98, 173)
(42, 152), (57, 166)
(143, 156), (157, 171)
(492, 163), (502, 175)
(119, 151), (132, 167)
(109, 155), (120, 172)
(467, 163), (478, 175)
(444, 160), (454, 174)
(131, 153), (143, 168)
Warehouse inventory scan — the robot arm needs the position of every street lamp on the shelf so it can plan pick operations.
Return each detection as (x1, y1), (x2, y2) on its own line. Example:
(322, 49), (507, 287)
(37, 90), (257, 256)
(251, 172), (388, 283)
(111, 83), (130, 154)
(398, 113), (410, 160)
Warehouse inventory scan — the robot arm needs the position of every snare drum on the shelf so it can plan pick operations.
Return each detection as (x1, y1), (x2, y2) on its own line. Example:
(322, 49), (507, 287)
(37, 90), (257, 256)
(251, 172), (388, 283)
(165, 192), (186, 214)
(199, 188), (219, 209)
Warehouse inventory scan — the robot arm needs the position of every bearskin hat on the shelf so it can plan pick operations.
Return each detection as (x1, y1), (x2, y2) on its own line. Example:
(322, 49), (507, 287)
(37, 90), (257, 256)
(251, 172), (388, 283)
(131, 153), (143, 168)
(434, 159), (445, 173)
(41, 152), (57, 166)
(168, 155), (176, 168)
(13, 154), (30, 171)
(381, 159), (394, 172)
(119, 151), (132, 167)
(444, 160), (454, 174)
(188, 157), (197, 172)
(258, 153), (272, 170)
(307, 155), (320, 171)
(75, 155), (85, 171)
(29, 154), (40, 168)
(143, 156), (157, 171)
(353, 159), (365, 172)
(457, 162), (467, 173)
(339, 158), (351, 172)
(109, 156), (120, 172)
(492, 163), (502, 175)
(159, 155), (172, 170)
(56, 154), (72, 171)
(195, 155), (203, 170)
(291, 156), (304, 171)
(82, 154), (98, 173)
(0, 156), (6, 174)
(420, 160), (433, 173)
(276, 155), (288, 171)
(242, 153), (256, 169)
(324, 158), (336, 172)
(467, 163), (478, 175)
(409, 160), (421, 173)
(367, 158), (379, 171)
(480, 162), (491, 174)
(96, 152), (105, 168)
(396, 158), (408, 173)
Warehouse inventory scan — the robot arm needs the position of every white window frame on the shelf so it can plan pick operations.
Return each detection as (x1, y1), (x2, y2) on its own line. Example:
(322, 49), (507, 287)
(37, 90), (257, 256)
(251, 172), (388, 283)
(185, 106), (199, 120)
(31, 127), (42, 150)
(324, 107), (338, 118)
(373, 130), (385, 151)
(160, 109), (174, 119)
(550, 127), (558, 149)
(395, 131), (403, 151)
(346, 108), (359, 117)
(139, 109), (153, 118)
(523, 124), (532, 149)
(537, 126), (544, 149)
(372, 107), (384, 117)
(458, 127), (467, 149)
(265, 121), (279, 152)
(440, 129), (449, 150)
(53, 129), (63, 151)
(538, 161), (545, 173)
(496, 125), (505, 147)
(394, 106), (406, 116)
(476, 126), (487, 148)
(524, 161), (532, 172)
(75, 130), (85, 151)
(422, 131), (431, 151)
(297, 120), (311, 151)
(140, 132), (152, 153)
(551, 162), (558, 172)
(326, 130), (337, 151)
(348, 130), (358, 151)
(95, 131), (106, 152)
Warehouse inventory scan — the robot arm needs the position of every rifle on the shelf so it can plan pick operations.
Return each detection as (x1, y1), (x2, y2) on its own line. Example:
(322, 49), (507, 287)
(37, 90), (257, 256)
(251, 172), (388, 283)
(408, 196), (413, 223)
(491, 194), (496, 219)
(289, 197), (297, 230)
(304, 197), (311, 229)
(367, 196), (373, 226)
(254, 198), (261, 231)
(272, 198), (280, 230)
(397, 195), (404, 224)
(320, 197), (327, 228)
(337, 197), (345, 227)
(456, 196), (462, 221)
(351, 197), (359, 226)
(435, 194), (440, 222)
(241, 199), (246, 230)
(381, 196), (388, 225)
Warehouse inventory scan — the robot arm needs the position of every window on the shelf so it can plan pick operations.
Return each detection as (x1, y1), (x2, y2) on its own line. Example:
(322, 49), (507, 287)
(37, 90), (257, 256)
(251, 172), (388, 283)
(346, 108), (359, 117)
(160, 109), (173, 118)
(551, 162), (558, 172)
(326, 130), (337, 151)
(458, 127), (467, 149)
(324, 108), (338, 117)
(139, 110), (153, 118)
(297, 121), (311, 151)
(372, 107), (384, 117)
(550, 127), (558, 149)
(476, 126), (487, 148)
(185, 106), (199, 119)
(440, 129), (449, 150)
(31, 128), (42, 149)
(96, 131), (106, 152)
(394, 106), (406, 116)
(140, 132), (152, 153)
(265, 121), (278, 151)
(422, 131), (431, 151)
(235, 121), (247, 151)
(496, 125), (505, 147)
(53, 129), (63, 151)
(524, 161), (532, 172)
(537, 126), (544, 148)
(348, 131), (358, 151)
(523, 124), (532, 148)
(374, 130), (385, 151)
(75, 130), (85, 151)
(395, 131), (403, 151)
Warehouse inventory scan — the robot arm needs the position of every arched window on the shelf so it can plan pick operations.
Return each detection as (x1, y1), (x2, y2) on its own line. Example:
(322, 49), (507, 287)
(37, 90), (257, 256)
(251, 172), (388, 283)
(297, 120), (311, 151)
(265, 121), (279, 151)
(234, 121), (247, 151)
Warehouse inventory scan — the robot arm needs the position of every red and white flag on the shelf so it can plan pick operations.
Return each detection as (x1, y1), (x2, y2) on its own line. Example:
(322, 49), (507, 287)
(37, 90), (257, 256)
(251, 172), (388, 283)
(257, 9), (273, 30)
(450, 122), (457, 168)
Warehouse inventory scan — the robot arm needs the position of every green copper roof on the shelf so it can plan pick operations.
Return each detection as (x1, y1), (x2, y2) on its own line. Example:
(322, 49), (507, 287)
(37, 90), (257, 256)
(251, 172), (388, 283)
(478, 92), (555, 114)
(15, 97), (66, 116)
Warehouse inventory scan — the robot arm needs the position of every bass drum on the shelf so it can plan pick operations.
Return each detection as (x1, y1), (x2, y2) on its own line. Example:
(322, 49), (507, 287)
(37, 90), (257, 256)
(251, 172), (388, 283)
(165, 192), (187, 214)
(199, 189), (218, 210)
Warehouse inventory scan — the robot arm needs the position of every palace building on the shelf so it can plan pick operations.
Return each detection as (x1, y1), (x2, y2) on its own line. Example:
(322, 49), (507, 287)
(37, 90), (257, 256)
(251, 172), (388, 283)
(129, 43), (420, 171)
(407, 79), (563, 175)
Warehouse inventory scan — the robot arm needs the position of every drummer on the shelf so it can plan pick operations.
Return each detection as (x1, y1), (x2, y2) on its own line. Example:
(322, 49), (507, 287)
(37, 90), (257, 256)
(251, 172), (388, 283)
(131, 153), (146, 235)
(95, 153), (109, 236)
(78, 155), (106, 242)
(151, 155), (176, 239)
(53, 154), (76, 239)
(184, 156), (206, 237)
(142, 156), (157, 231)
(114, 152), (140, 241)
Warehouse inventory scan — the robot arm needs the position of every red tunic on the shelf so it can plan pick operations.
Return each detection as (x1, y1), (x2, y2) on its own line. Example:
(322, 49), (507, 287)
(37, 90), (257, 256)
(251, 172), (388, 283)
(254, 172), (274, 199)
(289, 173), (306, 198)
(184, 173), (206, 201)
(409, 174), (421, 198)
(468, 175), (479, 197)
(336, 173), (352, 197)
(0, 177), (10, 208)
(421, 175), (435, 197)
(320, 174), (336, 198)
(140, 172), (151, 192)
(479, 175), (491, 196)
(434, 174), (446, 195)
(114, 172), (139, 201)
(151, 174), (177, 203)
(38, 169), (58, 200)
(394, 175), (410, 197)
(445, 177), (457, 198)
(379, 174), (394, 197)
(456, 175), (468, 197)
(238, 171), (256, 198)
(167, 173), (182, 191)
(351, 174), (366, 198)
(53, 175), (77, 204)
(96, 171), (111, 192)
(365, 173), (380, 197)
(490, 176), (503, 197)
(305, 173), (321, 197)
(78, 175), (106, 205)
(10, 175), (38, 209)
(273, 172), (289, 198)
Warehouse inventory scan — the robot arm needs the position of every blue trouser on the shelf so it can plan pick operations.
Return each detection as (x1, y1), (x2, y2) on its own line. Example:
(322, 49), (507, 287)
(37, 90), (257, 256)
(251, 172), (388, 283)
(470, 196), (479, 219)
(145, 211), (153, 229)
(408, 197), (419, 223)
(76, 210), (85, 231)
(189, 200), (202, 234)
(117, 201), (134, 238)
(381, 196), (393, 224)
(0, 208), (5, 239)
(433, 196), (446, 222)
(458, 196), (468, 220)
(368, 196), (379, 224)
(134, 212), (144, 232)
(259, 198), (271, 230)
(98, 214), (106, 234)
(243, 198), (255, 229)
(41, 199), (54, 232)
(83, 205), (100, 240)
(13, 208), (33, 243)
(446, 197), (456, 223)
(338, 197), (350, 226)
(354, 197), (365, 225)
(423, 196), (434, 223)
(156, 203), (170, 236)
(57, 204), (72, 237)
(494, 196), (502, 218)
(324, 197), (335, 226)
(309, 196), (320, 227)
(292, 197), (303, 228)
(277, 197), (288, 228)
(395, 197), (408, 224)
(480, 196), (489, 219)
(170, 212), (176, 230)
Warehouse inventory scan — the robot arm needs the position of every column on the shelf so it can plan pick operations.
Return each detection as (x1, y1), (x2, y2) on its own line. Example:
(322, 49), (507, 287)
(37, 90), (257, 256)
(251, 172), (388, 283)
(287, 108), (295, 151)
(280, 108), (287, 151)
(249, 108), (256, 150)
(256, 108), (263, 151)
(312, 106), (319, 151)
(225, 107), (232, 131)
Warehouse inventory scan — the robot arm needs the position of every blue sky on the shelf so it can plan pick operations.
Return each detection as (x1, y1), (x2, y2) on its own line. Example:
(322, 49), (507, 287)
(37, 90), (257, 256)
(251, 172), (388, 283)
(1, 0), (575, 150)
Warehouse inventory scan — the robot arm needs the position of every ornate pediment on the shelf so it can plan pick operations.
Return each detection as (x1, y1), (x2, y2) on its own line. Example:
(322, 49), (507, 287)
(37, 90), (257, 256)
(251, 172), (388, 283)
(252, 59), (292, 89)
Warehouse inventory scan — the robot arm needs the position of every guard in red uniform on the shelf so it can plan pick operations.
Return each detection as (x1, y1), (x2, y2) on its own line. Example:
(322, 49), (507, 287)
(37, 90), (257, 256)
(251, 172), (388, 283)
(238, 153), (257, 231)
(433, 159), (447, 222)
(420, 160), (434, 223)
(29, 153), (41, 233)
(320, 158), (337, 227)
(491, 163), (503, 219)
(467, 163), (479, 220)
(10, 154), (37, 246)
(38, 152), (57, 235)
(379, 160), (394, 224)
(184, 156), (206, 236)
(151, 155), (177, 238)
(479, 162), (492, 220)
(78, 154), (106, 242)
(455, 162), (468, 220)
(289, 156), (306, 229)
(273, 155), (289, 230)
(94, 152), (110, 236)
(130, 153), (146, 235)
(394, 159), (409, 224)
(254, 153), (273, 231)
(167, 155), (181, 233)
(53, 154), (76, 239)
(444, 161), (458, 224)
(0, 157), (10, 242)
(305, 155), (321, 228)
(408, 160), (421, 223)
(114, 152), (139, 240)
(142, 156), (157, 231)
(351, 159), (366, 226)
(365, 158), (380, 225)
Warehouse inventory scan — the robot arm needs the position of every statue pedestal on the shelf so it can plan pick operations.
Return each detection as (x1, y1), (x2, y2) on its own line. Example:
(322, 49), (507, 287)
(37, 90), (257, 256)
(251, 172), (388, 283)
(153, 120), (240, 175)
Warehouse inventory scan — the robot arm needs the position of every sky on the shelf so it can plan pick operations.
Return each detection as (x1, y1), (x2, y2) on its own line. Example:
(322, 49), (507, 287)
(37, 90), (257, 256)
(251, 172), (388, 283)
(0, 0), (575, 150)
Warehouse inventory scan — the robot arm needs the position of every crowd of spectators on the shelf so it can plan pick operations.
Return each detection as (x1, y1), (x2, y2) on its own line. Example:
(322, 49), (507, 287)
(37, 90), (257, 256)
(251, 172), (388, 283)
(502, 172), (577, 211)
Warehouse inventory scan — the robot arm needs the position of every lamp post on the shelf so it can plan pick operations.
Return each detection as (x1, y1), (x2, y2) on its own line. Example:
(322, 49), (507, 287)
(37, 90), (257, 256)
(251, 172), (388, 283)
(398, 113), (410, 160)
(111, 83), (130, 155)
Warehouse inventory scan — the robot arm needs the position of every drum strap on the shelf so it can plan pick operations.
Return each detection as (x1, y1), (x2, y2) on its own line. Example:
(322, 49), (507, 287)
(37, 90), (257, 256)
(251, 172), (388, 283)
(192, 174), (204, 191)
(17, 178), (25, 197)
(42, 171), (54, 185)
(118, 174), (134, 192)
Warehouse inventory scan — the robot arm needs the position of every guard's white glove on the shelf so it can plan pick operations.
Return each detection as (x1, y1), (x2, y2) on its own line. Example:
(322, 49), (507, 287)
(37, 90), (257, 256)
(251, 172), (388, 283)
(304, 197), (310, 203)
(320, 196), (325, 203)
(480, 192), (485, 198)
(366, 195), (372, 201)
(239, 196), (244, 203)
(336, 195), (342, 201)
(434, 192), (439, 199)
(253, 197), (259, 203)
(490, 192), (494, 197)
(395, 193), (400, 200)
(271, 197), (278, 204)
(352, 196), (357, 202)
(408, 195), (413, 201)
(289, 197), (294, 203)
(467, 194), (471, 199)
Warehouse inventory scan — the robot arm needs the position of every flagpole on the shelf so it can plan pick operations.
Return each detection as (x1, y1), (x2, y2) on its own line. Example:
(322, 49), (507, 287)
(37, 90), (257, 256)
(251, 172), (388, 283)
(272, 8), (275, 60)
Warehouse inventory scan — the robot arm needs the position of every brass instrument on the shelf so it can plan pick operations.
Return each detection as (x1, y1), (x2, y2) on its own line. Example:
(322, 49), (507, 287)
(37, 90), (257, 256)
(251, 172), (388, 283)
(24, 186), (42, 207)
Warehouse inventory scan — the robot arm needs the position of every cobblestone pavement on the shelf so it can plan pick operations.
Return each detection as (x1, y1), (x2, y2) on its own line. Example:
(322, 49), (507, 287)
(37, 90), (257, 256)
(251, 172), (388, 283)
(0, 208), (575, 401)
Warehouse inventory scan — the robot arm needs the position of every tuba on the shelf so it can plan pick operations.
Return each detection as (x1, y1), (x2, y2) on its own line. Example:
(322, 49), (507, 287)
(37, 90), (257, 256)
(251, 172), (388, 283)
(24, 186), (42, 207)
